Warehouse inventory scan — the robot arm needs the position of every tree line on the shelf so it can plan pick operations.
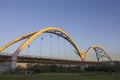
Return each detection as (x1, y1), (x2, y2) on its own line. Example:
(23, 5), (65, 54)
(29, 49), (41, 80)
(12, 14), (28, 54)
(16, 62), (120, 73)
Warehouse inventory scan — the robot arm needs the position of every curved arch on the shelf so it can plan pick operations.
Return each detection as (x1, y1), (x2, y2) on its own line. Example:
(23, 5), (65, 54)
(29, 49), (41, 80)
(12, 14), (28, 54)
(0, 32), (36, 52)
(84, 46), (112, 61)
(0, 27), (84, 60)
(0, 27), (112, 61)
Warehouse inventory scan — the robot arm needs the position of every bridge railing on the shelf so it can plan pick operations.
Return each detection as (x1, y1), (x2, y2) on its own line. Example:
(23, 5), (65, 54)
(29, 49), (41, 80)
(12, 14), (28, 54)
(0, 52), (80, 61)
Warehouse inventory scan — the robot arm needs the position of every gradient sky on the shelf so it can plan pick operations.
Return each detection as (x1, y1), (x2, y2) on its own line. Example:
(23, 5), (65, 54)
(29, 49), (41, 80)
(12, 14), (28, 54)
(0, 0), (120, 61)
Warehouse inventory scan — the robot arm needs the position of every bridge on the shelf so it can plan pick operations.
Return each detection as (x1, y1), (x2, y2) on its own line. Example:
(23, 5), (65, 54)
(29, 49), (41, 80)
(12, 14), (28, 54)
(0, 27), (112, 72)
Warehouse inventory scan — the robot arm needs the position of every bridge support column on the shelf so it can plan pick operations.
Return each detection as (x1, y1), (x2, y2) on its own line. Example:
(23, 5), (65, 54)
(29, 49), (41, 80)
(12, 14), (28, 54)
(0, 56), (17, 73)
(0, 62), (10, 73)
(80, 64), (89, 71)
(10, 55), (17, 72)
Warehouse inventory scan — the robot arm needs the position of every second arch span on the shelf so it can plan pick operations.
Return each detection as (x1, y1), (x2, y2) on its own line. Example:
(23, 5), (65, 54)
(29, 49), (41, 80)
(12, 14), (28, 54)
(0, 27), (112, 61)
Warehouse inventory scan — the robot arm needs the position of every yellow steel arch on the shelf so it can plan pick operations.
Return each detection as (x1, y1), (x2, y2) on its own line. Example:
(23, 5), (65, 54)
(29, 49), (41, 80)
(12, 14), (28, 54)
(84, 46), (112, 61)
(0, 32), (36, 52)
(0, 27), (112, 61)
(0, 27), (84, 60)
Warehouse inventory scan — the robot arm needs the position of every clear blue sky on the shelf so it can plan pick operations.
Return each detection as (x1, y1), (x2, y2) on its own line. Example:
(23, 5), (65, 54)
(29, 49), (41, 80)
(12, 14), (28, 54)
(0, 0), (120, 61)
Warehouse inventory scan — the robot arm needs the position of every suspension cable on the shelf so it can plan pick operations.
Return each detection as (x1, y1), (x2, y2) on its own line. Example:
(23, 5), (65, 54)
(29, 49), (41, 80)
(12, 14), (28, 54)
(50, 35), (52, 58)
(70, 44), (73, 60)
(57, 35), (60, 59)
(64, 38), (66, 60)
(26, 37), (36, 56)
(40, 37), (43, 57)
(27, 44), (30, 56)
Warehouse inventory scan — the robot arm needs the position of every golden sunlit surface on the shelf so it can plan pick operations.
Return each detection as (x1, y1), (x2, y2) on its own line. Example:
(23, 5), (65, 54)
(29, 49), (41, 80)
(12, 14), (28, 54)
(17, 64), (27, 69)
(0, 27), (112, 61)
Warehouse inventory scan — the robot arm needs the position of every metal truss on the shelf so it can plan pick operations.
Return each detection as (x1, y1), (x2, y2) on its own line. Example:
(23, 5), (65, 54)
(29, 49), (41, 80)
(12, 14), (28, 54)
(0, 27), (112, 61)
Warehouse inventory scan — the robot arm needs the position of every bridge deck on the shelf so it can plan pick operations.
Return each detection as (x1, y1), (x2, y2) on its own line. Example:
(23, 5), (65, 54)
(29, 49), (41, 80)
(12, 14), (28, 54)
(0, 54), (106, 65)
